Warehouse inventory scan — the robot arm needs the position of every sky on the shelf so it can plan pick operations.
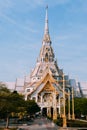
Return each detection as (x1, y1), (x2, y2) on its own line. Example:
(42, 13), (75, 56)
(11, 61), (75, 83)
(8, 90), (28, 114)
(0, 0), (87, 82)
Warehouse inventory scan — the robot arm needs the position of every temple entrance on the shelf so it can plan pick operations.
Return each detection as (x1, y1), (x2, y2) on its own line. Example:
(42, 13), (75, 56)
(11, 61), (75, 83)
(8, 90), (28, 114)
(42, 107), (54, 118)
(42, 107), (47, 116)
(51, 107), (53, 118)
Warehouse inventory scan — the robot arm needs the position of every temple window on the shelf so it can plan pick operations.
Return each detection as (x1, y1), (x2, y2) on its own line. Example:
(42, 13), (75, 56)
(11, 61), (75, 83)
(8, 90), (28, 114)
(27, 89), (30, 92)
(40, 69), (43, 73)
(32, 97), (36, 101)
(38, 95), (41, 102)
(48, 48), (50, 51)
(45, 53), (49, 62)
(27, 95), (31, 100)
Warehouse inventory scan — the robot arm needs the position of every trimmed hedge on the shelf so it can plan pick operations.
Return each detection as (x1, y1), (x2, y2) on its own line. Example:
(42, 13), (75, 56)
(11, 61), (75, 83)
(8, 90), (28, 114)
(54, 118), (87, 127)
(67, 120), (87, 127)
(0, 129), (17, 130)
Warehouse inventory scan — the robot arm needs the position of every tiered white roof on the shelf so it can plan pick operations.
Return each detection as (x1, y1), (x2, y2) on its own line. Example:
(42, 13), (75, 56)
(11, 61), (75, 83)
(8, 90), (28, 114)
(28, 6), (63, 85)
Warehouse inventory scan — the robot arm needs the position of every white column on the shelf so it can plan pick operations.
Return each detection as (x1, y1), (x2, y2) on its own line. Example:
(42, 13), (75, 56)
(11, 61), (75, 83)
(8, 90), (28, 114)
(41, 94), (43, 103)
(53, 89), (57, 120)
(47, 107), (51, 118)
(25, 94), (27, 100)
(36, 95), (38, 102)
(59, 95), (60, 115)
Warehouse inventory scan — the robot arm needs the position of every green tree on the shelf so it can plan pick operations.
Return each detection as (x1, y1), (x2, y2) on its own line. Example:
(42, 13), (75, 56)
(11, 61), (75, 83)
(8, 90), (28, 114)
(74, 98), (87, 118)
(66, 97), (87, 119)
(0, 83), (25, 128)
(25, 100), (40, 116)
(0, 83), (40, 128)
(0, 82), (10, 94)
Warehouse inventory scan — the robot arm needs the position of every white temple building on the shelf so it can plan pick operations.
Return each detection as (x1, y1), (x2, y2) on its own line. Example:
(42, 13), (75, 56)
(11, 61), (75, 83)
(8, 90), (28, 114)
(2, 6), (87, 119)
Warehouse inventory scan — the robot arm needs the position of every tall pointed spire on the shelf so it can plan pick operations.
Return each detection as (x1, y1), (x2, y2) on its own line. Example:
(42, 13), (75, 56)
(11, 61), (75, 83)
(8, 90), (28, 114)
(43, 6), (51, 43)
(45, 5), (49, 35)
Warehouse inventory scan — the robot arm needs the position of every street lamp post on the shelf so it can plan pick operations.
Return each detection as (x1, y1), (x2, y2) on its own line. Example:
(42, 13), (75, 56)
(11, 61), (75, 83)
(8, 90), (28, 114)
(68, 89), (71, 120)
(72, 87), (75, 120)
(62, 73), (67, 128)
(59, 74), (68, 130)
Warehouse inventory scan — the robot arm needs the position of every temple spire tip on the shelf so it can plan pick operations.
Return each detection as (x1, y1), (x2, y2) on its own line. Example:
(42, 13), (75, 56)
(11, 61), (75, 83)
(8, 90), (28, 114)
(46, 5), (48, 9)
(43, 5), (51, 43)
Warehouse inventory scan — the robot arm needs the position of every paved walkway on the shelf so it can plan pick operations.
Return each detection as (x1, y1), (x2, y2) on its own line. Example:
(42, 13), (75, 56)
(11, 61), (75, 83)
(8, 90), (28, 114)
(18, 117), (58, 130)
(18, 117), (87, 130)
(0, 117), (87, 130)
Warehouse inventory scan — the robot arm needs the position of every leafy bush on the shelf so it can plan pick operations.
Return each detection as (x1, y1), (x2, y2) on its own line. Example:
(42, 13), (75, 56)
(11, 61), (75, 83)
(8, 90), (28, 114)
(53, 117), (63, 126)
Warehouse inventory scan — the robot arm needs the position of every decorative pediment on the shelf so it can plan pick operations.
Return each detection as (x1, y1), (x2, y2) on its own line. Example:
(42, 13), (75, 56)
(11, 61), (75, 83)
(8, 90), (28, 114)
(42, 72), (56, 83)
(40, 81), (55, 93)
(27, 70), (62, 96)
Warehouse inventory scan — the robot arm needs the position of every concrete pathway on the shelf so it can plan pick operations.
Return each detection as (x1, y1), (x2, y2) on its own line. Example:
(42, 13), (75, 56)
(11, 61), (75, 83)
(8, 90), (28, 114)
(18, 117), (58, 130)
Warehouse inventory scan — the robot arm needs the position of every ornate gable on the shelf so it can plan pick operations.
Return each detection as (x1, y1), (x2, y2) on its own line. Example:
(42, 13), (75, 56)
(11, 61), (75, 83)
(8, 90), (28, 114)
(41, 72), (56, 83)
(39, 80), (55, 93)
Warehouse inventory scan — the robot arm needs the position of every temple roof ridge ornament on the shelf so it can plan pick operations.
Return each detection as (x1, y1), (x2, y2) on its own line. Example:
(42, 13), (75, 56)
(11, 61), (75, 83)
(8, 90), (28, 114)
(43, 5), (51, 43)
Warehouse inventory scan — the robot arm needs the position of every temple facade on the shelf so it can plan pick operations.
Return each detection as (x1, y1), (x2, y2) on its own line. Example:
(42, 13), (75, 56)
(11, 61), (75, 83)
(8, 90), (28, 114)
(24, 7), (71, 120)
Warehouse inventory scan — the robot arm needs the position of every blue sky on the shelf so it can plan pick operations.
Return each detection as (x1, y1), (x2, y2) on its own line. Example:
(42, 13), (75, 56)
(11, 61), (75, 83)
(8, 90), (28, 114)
(0, 0), (87, 82)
